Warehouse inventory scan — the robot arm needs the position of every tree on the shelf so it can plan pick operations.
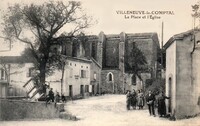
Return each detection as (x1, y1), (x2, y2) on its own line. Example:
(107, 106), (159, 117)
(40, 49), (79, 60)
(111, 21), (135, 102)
(192, 4), (200, 29)
(125, 42), (148, 80)
(1, 1), (93, 90)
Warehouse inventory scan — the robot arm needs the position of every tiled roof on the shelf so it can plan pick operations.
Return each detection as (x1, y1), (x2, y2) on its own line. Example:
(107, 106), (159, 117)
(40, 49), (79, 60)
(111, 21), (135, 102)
(62, 55), (92, 63)
(164, 29), (200, 50)
(0, 56), (34, 63)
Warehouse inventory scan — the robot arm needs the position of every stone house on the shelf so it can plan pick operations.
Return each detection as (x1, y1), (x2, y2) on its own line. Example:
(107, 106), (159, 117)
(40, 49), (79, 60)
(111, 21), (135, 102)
(0, 56), (34, 98)
(164, 30), (200, 119)
(48, 56), (91, 98)
(90, 58), (101, 95)
(51, 36), (101, 97)
(0, 56), (100, 99)
(0, 35), (102, 100)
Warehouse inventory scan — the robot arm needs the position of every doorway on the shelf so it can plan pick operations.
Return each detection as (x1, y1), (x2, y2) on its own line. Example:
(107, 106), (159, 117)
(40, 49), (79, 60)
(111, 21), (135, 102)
(80, 85), (84, 96)
(97, 83), (99, 94)
(0, 83), (7, 98)
(69, 85), (73, 97)
(168, 77), (172, 113)
(92, 85), (95, 95)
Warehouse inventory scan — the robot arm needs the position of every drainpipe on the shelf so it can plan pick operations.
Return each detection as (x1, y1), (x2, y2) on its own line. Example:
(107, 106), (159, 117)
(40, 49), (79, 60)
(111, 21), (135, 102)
(190, 27), (196, 90)
(191, 31), (196, 55)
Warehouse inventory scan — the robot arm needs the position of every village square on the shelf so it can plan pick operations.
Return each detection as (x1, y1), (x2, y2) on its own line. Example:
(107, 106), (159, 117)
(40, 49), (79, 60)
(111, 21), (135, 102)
(0, 0), (200, 126)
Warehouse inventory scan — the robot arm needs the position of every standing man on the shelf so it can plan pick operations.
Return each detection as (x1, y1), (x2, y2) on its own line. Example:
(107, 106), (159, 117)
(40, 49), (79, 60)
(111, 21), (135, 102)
(49, 88), (54, 102)
(146, 90), (156, 116)
(130, 89), (137, 110)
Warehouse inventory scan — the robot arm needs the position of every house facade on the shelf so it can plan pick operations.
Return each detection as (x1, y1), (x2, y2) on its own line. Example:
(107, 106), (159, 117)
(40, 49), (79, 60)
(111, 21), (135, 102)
(90, 58), (101, 95)
(0, 56), (101, 99)
(0, 56), (34, 98)
(164, 30), (200, 119)
(49, 57), (91, 98)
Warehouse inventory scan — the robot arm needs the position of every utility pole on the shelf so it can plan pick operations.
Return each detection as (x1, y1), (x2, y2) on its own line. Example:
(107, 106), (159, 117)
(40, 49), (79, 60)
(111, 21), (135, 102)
(160, 21), (164, 79)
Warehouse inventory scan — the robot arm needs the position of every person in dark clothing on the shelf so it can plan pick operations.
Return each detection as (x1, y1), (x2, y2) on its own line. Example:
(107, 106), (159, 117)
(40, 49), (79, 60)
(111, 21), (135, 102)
(130, 89), (137, 110)
(54, 92), (60, 107)
(47, 88), (54, 103)
(55, 92), (60, 103)
(126, 90), (131, 110)
(61, 93), (66, 103)
(146, 90), (156, 116)
(157, 91), (170, 117)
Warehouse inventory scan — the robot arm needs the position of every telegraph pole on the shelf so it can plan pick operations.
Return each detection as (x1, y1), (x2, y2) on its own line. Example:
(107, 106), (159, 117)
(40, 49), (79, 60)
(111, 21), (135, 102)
(161, 21), (164, 67)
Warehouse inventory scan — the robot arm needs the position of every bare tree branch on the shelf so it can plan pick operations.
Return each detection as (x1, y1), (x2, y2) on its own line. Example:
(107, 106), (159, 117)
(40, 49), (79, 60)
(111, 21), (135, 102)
(1, 1), (94, 88)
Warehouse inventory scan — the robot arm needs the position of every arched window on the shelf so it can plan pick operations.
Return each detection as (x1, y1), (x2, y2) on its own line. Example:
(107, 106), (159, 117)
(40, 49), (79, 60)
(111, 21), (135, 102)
(107, 72), (114, 82)
(132, 74), (136, 85)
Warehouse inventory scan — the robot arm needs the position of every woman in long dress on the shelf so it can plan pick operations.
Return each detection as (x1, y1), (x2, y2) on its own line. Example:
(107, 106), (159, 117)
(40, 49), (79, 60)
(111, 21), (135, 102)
(157, 91), (170, 117)
(137, 90), (144, 109)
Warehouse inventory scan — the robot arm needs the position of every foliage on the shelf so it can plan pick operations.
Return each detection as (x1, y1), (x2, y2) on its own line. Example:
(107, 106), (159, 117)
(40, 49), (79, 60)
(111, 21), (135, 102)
(192, 3), (200, 28)
(145, 78), (165, 95)
(125, 42), (148, 78)
(1, 1), (93, 85)
(145, 79), (153, 87)
(192, 4), (199, 18)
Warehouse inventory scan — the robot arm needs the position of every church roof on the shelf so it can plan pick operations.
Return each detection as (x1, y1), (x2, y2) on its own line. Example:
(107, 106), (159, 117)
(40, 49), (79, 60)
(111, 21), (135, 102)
(126, 32), (157, 38)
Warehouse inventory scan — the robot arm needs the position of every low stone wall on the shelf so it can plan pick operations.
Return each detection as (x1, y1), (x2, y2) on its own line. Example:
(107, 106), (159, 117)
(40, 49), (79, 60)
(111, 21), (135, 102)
(0, 99), (64, 121)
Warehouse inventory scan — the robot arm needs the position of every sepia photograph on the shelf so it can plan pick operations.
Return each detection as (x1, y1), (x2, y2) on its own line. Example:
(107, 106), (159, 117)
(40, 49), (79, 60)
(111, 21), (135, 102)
(0, 0), (200, 126)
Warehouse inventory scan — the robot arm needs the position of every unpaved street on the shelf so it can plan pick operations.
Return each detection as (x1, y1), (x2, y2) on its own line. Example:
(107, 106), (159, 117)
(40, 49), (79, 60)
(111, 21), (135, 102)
(1, 95), (200, 126)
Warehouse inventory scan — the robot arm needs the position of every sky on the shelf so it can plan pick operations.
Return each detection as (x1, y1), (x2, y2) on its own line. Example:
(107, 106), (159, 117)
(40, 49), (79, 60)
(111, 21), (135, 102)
(0, 0), (198, 55)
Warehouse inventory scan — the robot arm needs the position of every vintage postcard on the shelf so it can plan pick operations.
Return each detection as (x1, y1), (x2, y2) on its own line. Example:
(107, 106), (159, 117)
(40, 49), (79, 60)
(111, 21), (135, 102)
(0, 0), (200, 126)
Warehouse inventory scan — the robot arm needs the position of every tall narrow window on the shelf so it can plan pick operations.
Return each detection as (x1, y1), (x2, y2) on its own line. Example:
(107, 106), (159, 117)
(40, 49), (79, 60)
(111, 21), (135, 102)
(107, 72), (113, 82)
(132, 75), (136, 85)
(1, 69), (5, 80)
(94, 73), (97, 80)
(81, 70), (87, 78)
(85, 85), (89, 93)
(27, 67), (34, 77)
(91, 42), (96, 60)
(109, 74), (112, 81)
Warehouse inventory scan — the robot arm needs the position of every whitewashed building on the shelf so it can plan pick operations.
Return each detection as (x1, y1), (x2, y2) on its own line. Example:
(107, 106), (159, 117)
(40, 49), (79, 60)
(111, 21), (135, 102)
(48, 57), (91, 98)
(164, 30), (200, 119)
(0, 56), (35, 98)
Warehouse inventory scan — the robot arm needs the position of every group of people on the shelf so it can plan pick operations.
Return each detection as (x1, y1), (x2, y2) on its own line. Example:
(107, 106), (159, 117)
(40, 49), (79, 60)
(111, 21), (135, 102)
(46, 87), (66, 106)
(126, 89), (145, 110)
(126, 89), (170, 118)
